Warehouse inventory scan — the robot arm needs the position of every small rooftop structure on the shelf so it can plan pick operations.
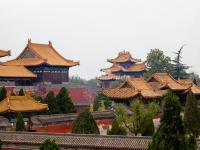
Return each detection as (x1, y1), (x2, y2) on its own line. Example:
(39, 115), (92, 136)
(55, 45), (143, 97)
(147, 73), (191, 91)
(101, 77), (164, 100)
(0, 94), (48, 113)
(0, 50), (10, 58)
(98, 51), (147, 89)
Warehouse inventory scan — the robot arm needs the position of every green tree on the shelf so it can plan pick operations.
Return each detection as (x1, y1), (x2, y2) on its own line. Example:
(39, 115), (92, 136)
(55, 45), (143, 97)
(0, 140), (2, 150)
(93, 94), (111, 111)
(16, 112), (25, 131)
(148, 91), (196, 150)
(72, 111), (99, 134)
(39, 139), (59, 150)
(0, 86), (7, 101)
(145, 49), (172, 78)
(115, 100), (159, 136)
(44, 91), (60, 114)
(56, 87), (76, 113)
(184, 91), (200, 137)
(107, 118), (127, 135)
(19, 88), (25, 96)
(172, 45), (190, 79)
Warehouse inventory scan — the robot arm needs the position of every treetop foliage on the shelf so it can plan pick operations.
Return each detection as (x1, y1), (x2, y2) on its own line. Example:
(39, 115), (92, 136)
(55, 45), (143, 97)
(16, 112), (25, 131)
(19, 88), (25, 96)
(72, 111), (99, 134)
(184, 91), (200, 137)
(115, 100), (159, 136)
(0, 86), (7, 101)
(148, 91), (196, 150)
(39, 139), (60, 150)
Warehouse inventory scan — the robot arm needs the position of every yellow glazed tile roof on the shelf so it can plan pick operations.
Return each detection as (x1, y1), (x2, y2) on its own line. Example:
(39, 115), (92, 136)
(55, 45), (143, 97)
(0, 65), (36, 78)
(178, 80), (200, 95)
(4, 40), (79, 67)
(101, 77), (164, 99)
(0, 50), (10, 57)
(148, 73), (190, 91)
(101, 63), (147, 73)
(0, 95), (48, 113)
(107, 51), (141, 63)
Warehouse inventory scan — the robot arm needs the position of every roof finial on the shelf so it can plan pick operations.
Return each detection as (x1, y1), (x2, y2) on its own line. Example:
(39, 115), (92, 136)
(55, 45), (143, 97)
(28, 38), (31, 44)
(48, 40), (52, 46)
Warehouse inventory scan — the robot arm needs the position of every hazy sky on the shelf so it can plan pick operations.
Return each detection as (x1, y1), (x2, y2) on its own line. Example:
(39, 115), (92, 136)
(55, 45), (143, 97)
(0, 0), (200, 79)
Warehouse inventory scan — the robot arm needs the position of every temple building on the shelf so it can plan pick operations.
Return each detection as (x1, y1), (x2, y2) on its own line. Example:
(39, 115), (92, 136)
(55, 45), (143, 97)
(97, 51), (147, 88)
(101, 73), (200, 106)
(101, 77), (164, 105)
(1, 39), (79, 86)
(0, 94), (48, 113)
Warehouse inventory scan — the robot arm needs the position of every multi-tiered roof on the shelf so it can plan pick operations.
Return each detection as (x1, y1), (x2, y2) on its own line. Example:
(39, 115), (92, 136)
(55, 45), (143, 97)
(98, 51), (147, 87)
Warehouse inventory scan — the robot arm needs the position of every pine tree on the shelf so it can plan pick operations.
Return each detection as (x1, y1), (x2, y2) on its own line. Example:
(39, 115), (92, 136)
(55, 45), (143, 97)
(39, 139), (60, 150)
(107, 118), (127, 135)
(16, 112), (25, 131)
(184, 91), (200, 137)
(140, 113), (154, 136)
(172, 45), (190, 79)
(19, 88), (25, 96)
(0, 140), (2, 150)
(148, 91), (196, 150)
(56, 87), (76, 113)
(44, 91), (60, 114)
(0, 86), (7, 101)
(72, 111), (99, 134)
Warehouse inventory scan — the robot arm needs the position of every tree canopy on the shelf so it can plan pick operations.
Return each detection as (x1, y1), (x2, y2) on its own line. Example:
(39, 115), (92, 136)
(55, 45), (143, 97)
(107, 118), (127, 135)
(184, 91), (200, 137)
(39, 139), (60, 150)
(44, 91), (60, 114)
(145, 49), (172, 78)
(18, 88), (25, 96)
(16, 112), (25, 131)
(115, 100), (159, 136)
(148, 91), (196, 150)
(172, 45), (190, 79)
(56, 87), (76, 113)
(72, 111), (99, 134)
(0, 86), (7, 101)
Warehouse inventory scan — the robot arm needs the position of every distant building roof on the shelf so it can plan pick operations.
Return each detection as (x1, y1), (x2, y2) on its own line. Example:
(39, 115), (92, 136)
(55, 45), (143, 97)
(0, 131), (151, 150)
(178, 80), (200, 95)
(0, 94), (48, 113)
(4, 39), (79, 67)
(101, 77), (164, 99)
(97, 73), (119, 81)
(107, 51), (141, 63)
(0, 50), (10, 58)
(148, 73), (191, 91)
(101, 63), (147, 73)
(0, 65), (36, 78)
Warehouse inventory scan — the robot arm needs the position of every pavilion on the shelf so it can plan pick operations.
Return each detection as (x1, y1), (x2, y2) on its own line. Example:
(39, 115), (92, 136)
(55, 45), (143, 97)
(0, 94), (48, 130)
(97, 51), (147, 88)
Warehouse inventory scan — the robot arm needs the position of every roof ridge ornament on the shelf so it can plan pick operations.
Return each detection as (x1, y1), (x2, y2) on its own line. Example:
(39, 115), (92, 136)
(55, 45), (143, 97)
(28, 38), (31, 44)
(48, 40), (52, 46)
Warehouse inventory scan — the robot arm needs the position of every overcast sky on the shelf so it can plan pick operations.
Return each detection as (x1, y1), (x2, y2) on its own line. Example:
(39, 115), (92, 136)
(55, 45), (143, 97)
(0, 0), (200, 79)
